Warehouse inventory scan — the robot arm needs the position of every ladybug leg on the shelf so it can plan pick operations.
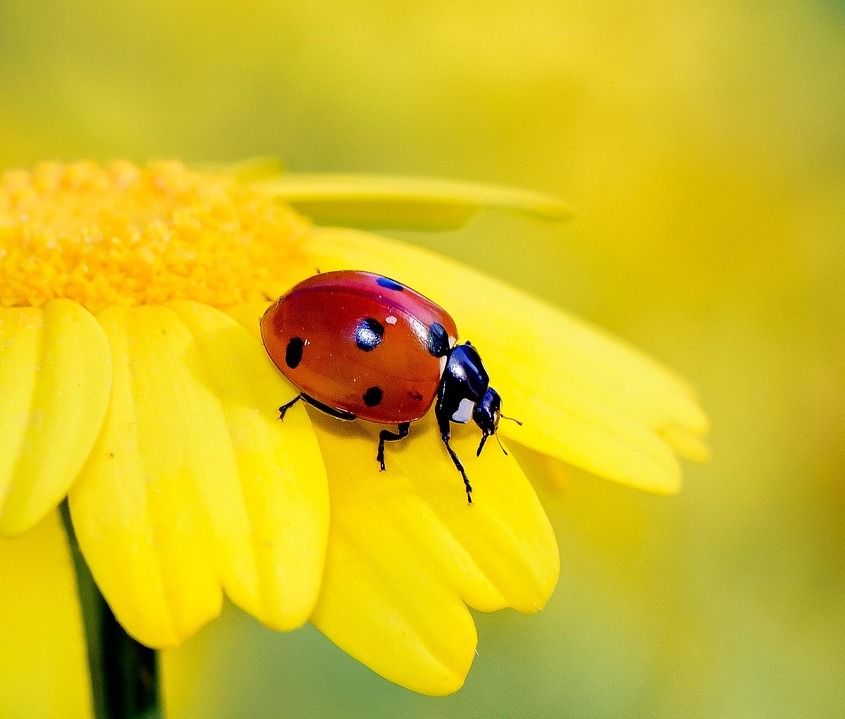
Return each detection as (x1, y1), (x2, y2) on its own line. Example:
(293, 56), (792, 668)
(278, 394), (303, 420)
(441, 433), (473, 504)
(279, 393), (357, 421)
(376, 422), (410, 472)
(300, 393), (357, 421)
(436, 413), (473, 504)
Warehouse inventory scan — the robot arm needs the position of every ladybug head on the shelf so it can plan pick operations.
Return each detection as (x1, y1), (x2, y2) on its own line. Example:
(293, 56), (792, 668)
(473, 387), (522, 457)
(472, 387), (501, 457)
(474, 385), (525, 457)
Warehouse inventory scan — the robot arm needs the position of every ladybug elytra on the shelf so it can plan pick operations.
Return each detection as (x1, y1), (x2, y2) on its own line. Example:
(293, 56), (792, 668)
(260, 270), (516, 503)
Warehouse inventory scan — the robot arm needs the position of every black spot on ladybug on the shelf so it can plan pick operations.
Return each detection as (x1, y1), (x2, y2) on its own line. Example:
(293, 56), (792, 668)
(376, 276), (405, 292)
(426, 322), (449, 357)
(355, 317), (384, 351)
(285, 337), (305, 368)
(363, 386), (383, 407)
(407, 389), (424, 402)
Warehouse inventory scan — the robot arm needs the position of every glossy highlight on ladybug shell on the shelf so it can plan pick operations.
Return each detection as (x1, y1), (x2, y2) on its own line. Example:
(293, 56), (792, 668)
(260, 271), (458, 424)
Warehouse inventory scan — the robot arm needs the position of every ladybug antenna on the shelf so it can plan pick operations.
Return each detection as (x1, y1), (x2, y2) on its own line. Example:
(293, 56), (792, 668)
(495, 432), (508, 456)
(500, 413), (523, 426)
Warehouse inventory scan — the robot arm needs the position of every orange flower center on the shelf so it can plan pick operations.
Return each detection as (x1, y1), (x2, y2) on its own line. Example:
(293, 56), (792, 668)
(0, 161), (308, 311)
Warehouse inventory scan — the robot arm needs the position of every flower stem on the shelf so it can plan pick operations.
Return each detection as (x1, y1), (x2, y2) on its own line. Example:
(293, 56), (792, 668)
(60, 501), (161, 719)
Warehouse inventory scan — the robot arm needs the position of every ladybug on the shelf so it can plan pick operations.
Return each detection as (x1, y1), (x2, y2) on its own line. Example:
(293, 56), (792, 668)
(260, 270), (517, 503)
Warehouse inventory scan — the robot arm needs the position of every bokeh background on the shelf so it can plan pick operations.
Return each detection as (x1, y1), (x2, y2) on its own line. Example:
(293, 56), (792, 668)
(2, 1), (843, 716)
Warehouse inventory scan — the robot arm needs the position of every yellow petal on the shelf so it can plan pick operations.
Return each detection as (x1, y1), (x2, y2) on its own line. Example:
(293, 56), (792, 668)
(298, 227), (708, 494)
(659, 424), (711, 463)
(230, 293), (556, 692)
(197, 156), (286, 182)
(69, 303), (328, 647)
(252, 174), (571, 230)
(0, 511), (93, 718)
(307, 412), (559, 695)
(169, 301), (330, 626)
(0, 300), (111, 536)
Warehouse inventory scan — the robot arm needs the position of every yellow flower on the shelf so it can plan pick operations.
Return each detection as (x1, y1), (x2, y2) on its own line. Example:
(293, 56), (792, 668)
(0, 161), (707, 710)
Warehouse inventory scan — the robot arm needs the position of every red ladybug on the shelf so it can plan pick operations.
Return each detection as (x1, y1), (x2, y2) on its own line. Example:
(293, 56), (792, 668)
(260, 270), (515, 503)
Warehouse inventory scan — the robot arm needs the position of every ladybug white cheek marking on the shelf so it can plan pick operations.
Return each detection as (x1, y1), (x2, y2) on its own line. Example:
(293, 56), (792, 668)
(451, 398), (476, 424)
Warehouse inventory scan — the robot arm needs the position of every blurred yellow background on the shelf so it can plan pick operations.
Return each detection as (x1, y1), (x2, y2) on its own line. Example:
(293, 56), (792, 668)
(2, 0), (843, 716)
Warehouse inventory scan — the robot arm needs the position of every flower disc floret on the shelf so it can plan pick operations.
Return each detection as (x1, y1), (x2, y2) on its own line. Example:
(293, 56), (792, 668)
(0, 161), (308, 311)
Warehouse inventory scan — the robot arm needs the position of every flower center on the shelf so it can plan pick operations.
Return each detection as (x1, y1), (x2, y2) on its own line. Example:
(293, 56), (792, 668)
(0, 161), (309, 311)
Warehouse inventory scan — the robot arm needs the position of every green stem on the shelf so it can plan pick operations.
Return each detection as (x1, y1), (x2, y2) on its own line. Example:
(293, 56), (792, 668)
(61, 501), (162, 719)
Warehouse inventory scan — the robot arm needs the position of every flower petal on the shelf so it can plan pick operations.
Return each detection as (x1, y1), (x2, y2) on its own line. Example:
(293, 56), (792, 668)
(299, 227), (708, 494)
(307, 412), (559, 695)
(659, 424), (711, 463)
(69, 303), (328, 647)
(0, 300), (111, 536)
(0, 511), (93, 718)
(252, 174), (571, 230)
(198, 156), (285, 182)
(229, 299), (556, 693)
